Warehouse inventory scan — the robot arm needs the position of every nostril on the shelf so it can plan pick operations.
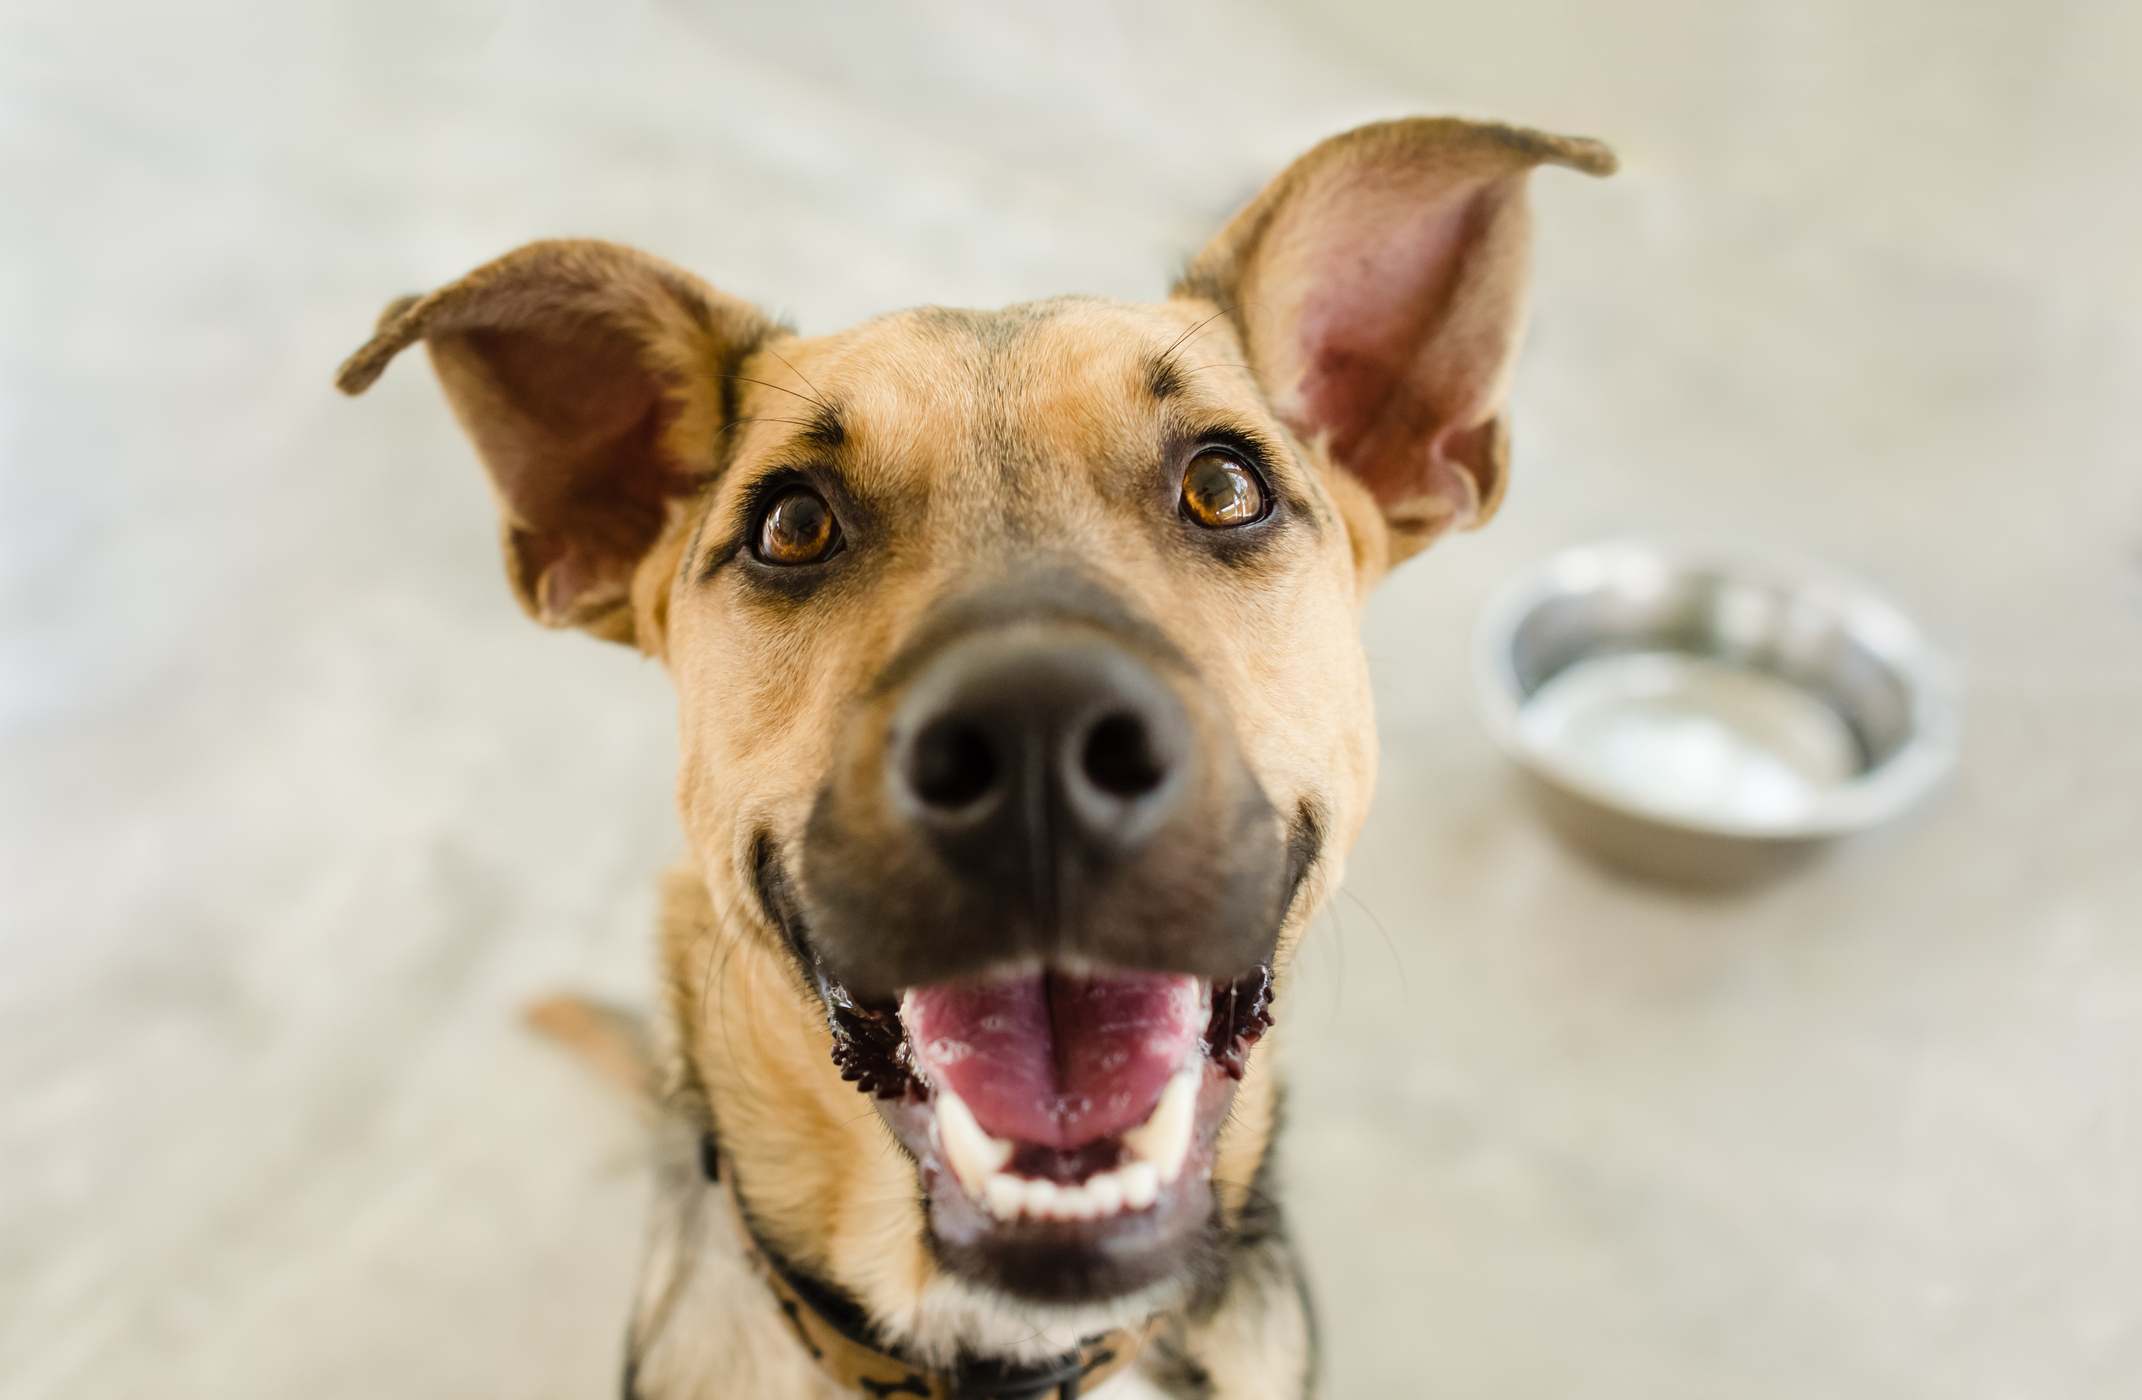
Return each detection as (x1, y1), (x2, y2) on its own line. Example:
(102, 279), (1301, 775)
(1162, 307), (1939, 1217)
(1081, 712), (1167, 799)
(910, 720), (998, 809)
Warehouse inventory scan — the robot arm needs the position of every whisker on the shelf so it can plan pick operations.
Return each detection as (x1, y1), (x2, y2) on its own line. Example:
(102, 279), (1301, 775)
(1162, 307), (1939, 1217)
(761, 345), (834, 414)
(718, 374), (830, 416)
(715, 414), (817, 439)
(1159, 303), (1238, 368)
(699, 885), (779, 1122)
(1338, 886), (1407, 994)
(1320, 899), (1347, 1026)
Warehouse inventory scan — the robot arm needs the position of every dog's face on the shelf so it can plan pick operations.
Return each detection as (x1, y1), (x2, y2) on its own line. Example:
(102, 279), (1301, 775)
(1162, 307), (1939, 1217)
(339, 117), (1611, 1339)
(673, 296), (1370, 1304)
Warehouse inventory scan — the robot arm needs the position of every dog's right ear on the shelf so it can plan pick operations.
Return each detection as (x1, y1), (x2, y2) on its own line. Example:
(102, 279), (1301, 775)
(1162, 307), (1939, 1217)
(336, 240), (774, 647)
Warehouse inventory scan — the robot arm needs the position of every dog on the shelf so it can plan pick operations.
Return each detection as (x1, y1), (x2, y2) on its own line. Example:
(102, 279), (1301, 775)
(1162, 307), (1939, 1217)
(337, 115), (1613, 1399)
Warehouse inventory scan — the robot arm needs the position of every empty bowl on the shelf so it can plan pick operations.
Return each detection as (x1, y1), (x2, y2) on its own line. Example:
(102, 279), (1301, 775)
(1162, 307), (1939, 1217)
(1472, 538), (1961, 886)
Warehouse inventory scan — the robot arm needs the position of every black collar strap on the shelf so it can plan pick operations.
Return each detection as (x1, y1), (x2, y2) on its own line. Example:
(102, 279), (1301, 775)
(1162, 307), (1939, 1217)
(704, 1134), (1151, 1400)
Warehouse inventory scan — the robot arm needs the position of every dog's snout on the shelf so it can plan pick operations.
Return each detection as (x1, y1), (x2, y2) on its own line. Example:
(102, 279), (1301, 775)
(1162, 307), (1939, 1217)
(804, 578), (1287, 994)
(890, 634), (1189, 857)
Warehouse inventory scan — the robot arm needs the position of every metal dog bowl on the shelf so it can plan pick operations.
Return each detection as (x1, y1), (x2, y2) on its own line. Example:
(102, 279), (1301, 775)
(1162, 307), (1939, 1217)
(1473, 538), (1961, 887)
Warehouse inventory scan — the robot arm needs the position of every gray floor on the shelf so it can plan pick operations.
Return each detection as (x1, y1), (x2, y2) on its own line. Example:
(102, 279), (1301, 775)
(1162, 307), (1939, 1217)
(4, 2), (2139, 1396)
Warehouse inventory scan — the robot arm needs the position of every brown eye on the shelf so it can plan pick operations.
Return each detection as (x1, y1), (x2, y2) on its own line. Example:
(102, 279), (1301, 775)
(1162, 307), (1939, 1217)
(1180, 450), (1267, 529)
(756, 486), (838, 565)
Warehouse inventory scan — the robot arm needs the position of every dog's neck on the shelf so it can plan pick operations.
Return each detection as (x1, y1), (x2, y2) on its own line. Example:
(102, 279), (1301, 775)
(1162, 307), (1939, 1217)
(703, 1133), (1151, 1399)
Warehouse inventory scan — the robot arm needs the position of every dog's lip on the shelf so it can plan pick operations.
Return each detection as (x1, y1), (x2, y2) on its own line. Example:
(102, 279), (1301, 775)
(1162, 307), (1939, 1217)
(802, 957), (1272, 1301)
(814, 959), (1270, 1242)
(817, 959), (1273, 1107)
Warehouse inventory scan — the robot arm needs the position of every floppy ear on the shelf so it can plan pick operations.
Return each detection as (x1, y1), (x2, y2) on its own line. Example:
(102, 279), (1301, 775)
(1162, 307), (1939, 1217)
(1179, 117), (1614, 567)
(336, 240), (774, 646)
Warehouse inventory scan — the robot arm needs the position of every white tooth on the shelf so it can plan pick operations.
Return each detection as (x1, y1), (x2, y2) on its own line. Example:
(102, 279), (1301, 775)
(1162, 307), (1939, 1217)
(1087, 1170), (1125, 1217)
(1120, 1160), (1159, 1210)
(935, 1089), (1012, 1197)
(985, 1173), (1024, 1221)
(1173, 976), (1205, 1025)
(1049, 1182), (1084, 1220)
(1024, 1178), (1061, 1219)
(1122, 1066), (1199, 1184)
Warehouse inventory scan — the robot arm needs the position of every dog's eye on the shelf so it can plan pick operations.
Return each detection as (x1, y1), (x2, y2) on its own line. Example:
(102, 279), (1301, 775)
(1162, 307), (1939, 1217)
(756, 486), (840, 565)
(1180, 451), (1267, 529)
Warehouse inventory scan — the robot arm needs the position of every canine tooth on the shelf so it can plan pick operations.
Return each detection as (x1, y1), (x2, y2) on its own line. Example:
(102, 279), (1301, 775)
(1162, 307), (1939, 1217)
(1087, 1170), (1124, 1216)
(1120, 1160), (1159, 1210)
(935, 1089), (1012, 1196)
(985, 1172), (1024, 1221)
(1122, 1066), (1198, 1184)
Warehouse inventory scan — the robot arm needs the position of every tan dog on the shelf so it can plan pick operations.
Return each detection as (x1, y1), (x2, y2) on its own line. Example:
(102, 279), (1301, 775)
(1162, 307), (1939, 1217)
(338, 116), (1612, 1399)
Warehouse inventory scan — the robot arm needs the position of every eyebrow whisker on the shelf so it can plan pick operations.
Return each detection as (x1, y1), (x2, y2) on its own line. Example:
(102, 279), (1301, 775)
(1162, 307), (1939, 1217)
(1157, 303), (1239, 373)
(762, 345), (835, 415)
(716, 415), (819, 438)
(718, 377), (834, 415)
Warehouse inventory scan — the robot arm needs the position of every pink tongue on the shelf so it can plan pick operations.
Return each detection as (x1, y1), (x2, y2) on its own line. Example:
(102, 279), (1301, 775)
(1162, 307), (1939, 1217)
(904, 970), (1201, 1148)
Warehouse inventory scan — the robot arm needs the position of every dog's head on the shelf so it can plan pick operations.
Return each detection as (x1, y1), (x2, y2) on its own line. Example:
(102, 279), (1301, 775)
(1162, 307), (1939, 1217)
(341, 117), (1610, 1341)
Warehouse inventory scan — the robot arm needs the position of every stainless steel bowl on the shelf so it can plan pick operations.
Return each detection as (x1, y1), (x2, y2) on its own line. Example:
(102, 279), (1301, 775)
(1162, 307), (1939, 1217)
(1472, 538), (1962, 887)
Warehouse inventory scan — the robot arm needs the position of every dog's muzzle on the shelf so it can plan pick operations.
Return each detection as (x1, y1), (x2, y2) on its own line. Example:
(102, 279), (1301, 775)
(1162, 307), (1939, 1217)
(781, 574), (1299, 1302)
(803, 576), (1288, 995)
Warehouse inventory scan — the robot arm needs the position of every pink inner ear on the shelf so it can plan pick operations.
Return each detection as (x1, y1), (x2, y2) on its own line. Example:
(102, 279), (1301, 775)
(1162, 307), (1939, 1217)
(1291, 179), (1510, 514)
(456, 326), (686, 618)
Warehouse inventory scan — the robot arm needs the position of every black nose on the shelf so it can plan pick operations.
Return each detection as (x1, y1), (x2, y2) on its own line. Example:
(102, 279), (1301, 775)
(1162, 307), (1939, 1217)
(888, 631), (1191, 887)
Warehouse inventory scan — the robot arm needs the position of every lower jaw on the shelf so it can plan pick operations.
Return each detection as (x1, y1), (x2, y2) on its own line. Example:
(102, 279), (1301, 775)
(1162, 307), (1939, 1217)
(876, 1065), (1241, 1305)
(832, 967), (1273, 1306)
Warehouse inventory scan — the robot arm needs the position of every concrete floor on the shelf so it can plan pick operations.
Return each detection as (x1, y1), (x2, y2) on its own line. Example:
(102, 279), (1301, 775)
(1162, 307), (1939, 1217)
(4, 2), (2139, 1396)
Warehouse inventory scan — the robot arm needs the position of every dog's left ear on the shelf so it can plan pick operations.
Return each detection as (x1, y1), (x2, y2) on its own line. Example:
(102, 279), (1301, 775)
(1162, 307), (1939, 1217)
(1180, 117), (1614, 568)
(336, 239), (774, 649)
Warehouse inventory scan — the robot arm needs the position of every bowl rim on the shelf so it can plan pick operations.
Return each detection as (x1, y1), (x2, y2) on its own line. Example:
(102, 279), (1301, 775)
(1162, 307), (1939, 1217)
(1471, 536), (1964, 842)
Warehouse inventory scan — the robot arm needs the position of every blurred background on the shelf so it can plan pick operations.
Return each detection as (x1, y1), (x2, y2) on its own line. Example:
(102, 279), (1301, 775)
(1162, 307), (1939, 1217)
(4, 1), (2139, 1396)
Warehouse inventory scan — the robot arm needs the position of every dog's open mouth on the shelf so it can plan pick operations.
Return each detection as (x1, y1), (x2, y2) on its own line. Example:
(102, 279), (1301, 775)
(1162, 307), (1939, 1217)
(817, 962), (1273, 1298)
